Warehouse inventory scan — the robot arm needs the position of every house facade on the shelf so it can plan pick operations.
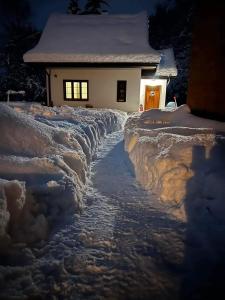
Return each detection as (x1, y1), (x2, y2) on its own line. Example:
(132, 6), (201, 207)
(24, 12), (177, 112)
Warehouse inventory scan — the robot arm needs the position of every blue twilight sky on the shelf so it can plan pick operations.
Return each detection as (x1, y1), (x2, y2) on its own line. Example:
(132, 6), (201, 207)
(29, 0), (169, 29)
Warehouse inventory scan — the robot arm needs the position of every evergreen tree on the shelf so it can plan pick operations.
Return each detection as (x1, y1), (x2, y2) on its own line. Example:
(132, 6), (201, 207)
(83, 0), (109, 15)
(67, 0), (81, 15)
(150, 0), (196, 105)
(0, 1), (46, 103)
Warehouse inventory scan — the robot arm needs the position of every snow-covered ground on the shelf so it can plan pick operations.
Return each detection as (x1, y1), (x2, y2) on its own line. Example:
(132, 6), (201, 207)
(1, 103), (225, 299)
(124, 105), (225, 298)
(0, 130), (186, 300)
(125, 105), (225, 220)
(0, 103), (126, 250)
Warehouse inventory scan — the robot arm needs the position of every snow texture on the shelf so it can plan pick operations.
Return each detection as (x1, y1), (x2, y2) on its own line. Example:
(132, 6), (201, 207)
(0, 179), (26, 251)
(0, 103), (126, 249)
(156, 48), (178, 77)
(23, 12), (161, 64)
(125, 105), (225, 220)
(0, 131), (186, 300)
(1, 106), (225, 299)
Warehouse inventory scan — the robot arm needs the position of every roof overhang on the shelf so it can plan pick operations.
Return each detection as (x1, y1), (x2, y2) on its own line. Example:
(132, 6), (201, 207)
(155, 48), (178, 77)
(26, 62), (159, 68)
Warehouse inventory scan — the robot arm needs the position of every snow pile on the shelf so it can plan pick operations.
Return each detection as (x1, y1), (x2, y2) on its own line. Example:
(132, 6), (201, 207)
(0, 179), (48, 251)
(0, 180), (25, 251)
(0, 103), (126, 250)
(125, 105), (225, 220)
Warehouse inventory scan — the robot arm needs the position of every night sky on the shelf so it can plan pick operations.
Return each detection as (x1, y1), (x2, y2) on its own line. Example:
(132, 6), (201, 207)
(29, 0), (169, 29)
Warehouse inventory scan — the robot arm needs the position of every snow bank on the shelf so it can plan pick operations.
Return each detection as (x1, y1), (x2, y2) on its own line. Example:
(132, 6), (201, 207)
(125, 105), (225, 221)
(0, 178), (48, 251)
(0, 103), (126, 249)
(0, 179), (24, 251)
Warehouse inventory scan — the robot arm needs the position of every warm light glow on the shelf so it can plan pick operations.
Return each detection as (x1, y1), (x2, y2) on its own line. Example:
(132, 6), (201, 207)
(64, 80), (88, 100)
(81, 82), (88, 99)
(66, 82), (72, 99)
(73, 82), (80, 99)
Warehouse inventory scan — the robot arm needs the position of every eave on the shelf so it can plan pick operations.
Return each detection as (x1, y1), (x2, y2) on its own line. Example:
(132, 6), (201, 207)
(26, 62), (159, 68)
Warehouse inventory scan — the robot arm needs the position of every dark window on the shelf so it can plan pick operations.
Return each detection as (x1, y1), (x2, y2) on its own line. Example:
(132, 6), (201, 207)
(63, 80), (89, 101)
(117, 80), (127, 102)
(141, 68), (156, 78)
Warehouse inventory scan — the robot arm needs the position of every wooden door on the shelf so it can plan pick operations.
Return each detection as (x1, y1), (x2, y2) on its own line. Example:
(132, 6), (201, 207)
(145, 86), (161, 110)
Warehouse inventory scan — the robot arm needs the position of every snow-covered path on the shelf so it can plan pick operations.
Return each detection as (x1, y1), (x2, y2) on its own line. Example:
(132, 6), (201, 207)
(0, 131), (187, 300)
(24, 131), (185, 300)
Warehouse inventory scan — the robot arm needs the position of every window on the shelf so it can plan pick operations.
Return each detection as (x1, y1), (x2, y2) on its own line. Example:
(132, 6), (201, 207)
(63, 80), (89, 101)
(117, 80), (127, 102)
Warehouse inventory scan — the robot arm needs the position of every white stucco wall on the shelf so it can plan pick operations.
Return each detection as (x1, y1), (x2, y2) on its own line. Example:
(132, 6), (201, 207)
(49, 67), (142, 112)
(140, 79), (167, 109)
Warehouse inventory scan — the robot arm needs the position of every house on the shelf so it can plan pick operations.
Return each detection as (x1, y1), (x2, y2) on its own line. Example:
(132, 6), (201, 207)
(24, 12), (177, 112)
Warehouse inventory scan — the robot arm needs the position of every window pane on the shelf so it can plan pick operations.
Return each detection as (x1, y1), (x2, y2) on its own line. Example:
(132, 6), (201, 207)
(117, 81), (127, 102)
(81, 82), (87, 99)
(64, 80), (88, 101)
(81, 82), (87, 90)
(65, 82), (72, 99)
(66, 82), (71, 89)
(73, 82), (80, 99)
(81, 82), (88, 99)
(66, 91), (72, 99)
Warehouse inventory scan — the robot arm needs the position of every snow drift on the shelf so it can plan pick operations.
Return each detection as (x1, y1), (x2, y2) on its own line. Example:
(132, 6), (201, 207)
(0, 103), (126, 250)
(125, 105), (225, 221)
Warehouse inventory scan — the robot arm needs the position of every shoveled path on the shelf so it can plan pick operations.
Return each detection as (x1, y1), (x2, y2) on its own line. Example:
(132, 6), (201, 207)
(1, 131), (186, 300)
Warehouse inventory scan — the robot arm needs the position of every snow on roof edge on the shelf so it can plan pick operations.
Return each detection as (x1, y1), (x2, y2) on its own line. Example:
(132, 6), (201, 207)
(23, 53), (161, 64)
(23, 11), (161, 64)
(156, 48), (178, 77)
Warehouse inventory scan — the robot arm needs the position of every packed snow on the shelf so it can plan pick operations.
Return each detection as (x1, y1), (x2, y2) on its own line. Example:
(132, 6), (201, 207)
(123, 105), (225, 297)
(24, 12), (161, 64)
(125, 105), (225, 220)
(0, 130), (187, 300)
(1, 103), (225, 299)
(0, 103), (126, 251)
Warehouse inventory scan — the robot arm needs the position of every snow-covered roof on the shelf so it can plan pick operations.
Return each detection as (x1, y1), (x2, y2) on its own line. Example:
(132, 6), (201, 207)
(156, 48), (178, 77)
(23, 12), (161, 64)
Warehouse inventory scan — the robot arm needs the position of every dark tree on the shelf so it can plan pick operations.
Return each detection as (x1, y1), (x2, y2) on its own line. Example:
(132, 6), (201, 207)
(150, 0), (196, 105)
(83, 0), (109, 15)
(0, 0), (31, 26)
(0, 0), (46, 103)
(67, 0), (81, 15)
